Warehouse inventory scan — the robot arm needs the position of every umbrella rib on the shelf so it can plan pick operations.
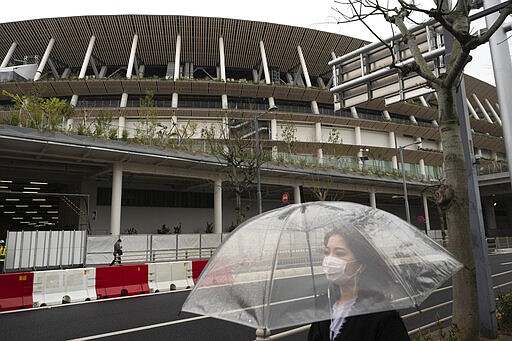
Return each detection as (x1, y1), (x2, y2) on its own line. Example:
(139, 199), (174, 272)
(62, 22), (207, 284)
(262, 206), (301, 330)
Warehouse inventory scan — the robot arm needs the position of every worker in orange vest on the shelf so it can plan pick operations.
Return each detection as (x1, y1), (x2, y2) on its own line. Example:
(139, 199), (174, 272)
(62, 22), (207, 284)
(0, 240), (6, 273)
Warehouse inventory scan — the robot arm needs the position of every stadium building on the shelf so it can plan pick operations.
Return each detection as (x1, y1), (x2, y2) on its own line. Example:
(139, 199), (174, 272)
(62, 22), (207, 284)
(0, 15), (510, 239)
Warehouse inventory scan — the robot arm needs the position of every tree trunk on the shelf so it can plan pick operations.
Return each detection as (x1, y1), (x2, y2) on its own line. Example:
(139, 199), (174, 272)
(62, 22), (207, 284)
(235, 187), (243, 225)
(437, 86), (479, 340)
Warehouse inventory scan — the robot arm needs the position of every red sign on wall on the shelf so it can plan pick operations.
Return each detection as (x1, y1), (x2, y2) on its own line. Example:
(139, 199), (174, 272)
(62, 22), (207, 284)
(281, 192), (290, 203)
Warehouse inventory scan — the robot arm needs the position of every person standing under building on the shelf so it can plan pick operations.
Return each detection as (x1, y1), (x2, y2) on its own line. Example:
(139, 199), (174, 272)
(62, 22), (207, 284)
(109, 238), (123, 266)
(0, 240), (6, 273)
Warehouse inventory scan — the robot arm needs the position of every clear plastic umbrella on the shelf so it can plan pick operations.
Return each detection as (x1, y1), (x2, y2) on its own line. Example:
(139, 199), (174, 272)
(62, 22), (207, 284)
(181, 201), (462, 332)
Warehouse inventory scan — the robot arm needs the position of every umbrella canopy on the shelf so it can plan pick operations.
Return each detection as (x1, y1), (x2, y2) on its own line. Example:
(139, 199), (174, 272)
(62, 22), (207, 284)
(181, 201), (462, 332)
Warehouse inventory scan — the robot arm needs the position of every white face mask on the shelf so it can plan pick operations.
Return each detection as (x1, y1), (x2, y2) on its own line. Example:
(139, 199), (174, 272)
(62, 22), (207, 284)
(322, 255), (359, 286)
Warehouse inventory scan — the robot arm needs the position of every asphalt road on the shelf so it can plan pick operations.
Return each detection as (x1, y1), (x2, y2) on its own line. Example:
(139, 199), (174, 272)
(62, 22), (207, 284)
(2, 252), (512, 341)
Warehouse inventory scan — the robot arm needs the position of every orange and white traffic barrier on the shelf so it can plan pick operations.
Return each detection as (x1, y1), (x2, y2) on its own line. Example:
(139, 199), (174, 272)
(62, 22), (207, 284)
(32, 268), (96, 307)
(148, 261), (193, 292)
(95, 264), (149, 299)
(0, 272), (34, 311)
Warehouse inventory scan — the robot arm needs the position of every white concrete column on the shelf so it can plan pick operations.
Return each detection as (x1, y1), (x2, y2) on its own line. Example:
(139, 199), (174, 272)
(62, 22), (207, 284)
(221, 94), (228, 110)
(271, 119), (278, 140)
(315, 122), (323, 163)
(409, 115), (418, 125)
(70, 95), (79, 107)
(294, 185), (301, 204)
(1, 42), (17, 68)
(268, 97), (276, 109)
(297, 46), (311, 88)
(354, 126), (361, 145)
(484, 98), (502, 126)
(317, 148), (324, 164)
(174, 35), (181, 81)
(419, 96), (429, 107)
(382, 110), (391, 121)
(350, 107), (358, 118)
(422, 194), (431, 232)
(311, 101), (320, 115)
(219, 37), (226, 82)
(252, 69), (259, 82)
(419, 159), (426, 178)
(34, 38), (55, 81)
(66, 118), (73, 131)
(120, 93), (129, 108)
(62, 68), (71, 79)
(477, 149), (483, 159)
(389, 132), (398, 170)
(466, 98), (480, 120)
(432, 120), (439, 127)
(110, 163), (123, 235)
(259, 41), (271, 84)
(214, 179), (223, 234)
(126, 34), (138, 79)
(315, 122), (322, 143)
(472, 94), (493, 123)
(79, 36), (96, 79)
(369, 187), (376, 208)
(271, 119), (278, 159)
(171, 93), (178, 108)
(99, 66), (107, 78)
(484, 199), (497, 231)
(138, 65), (145, 78)
(118, 116), (126, 139)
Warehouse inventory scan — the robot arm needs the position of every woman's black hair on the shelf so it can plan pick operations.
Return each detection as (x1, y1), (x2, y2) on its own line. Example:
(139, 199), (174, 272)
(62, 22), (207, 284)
(324, 226), (400, 305)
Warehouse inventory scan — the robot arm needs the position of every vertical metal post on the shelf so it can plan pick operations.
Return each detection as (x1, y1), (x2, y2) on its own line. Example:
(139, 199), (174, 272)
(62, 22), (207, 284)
(484, 0), (512, 186)
(254, 106), (277, 215)
(399, 141), (420, 223)
(255, 117), (262, 215)
(399, 147), (411, 224)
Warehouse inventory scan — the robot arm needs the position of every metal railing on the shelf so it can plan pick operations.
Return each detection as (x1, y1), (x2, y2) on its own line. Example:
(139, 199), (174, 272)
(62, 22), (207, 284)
(4, 231), (231, 272)
(4, 230), (509, 273)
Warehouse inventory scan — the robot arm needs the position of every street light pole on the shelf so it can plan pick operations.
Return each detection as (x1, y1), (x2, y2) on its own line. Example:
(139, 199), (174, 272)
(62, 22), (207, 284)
(255, 105), (278, 214)
(399, 140), (421, 224)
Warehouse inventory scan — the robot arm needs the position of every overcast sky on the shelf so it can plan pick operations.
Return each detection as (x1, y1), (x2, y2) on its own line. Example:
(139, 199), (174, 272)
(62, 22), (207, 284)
(0, 0), (504, 85)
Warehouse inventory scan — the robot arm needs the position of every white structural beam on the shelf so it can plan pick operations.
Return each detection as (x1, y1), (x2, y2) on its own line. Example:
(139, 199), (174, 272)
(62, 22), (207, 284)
(214, 179), (222, 234)
(174, 34), (181, 81)
(34, 38), (55, 81)
(219, 37), (226, 82)
(422, 194), (431, 232)
(79, 36), (96, 79)
(90, 56), (99, 78)
(294, 185), (301, 204)
(466, 98), (481, 120)
(1, 42), (17, 68)
(259, 41), (271, 85)
(297, 46), (311, 88)
(110, 163), (123, 235)
(472, 94), (493, 123)
(47, 59), (60, 79)
(126, 34), (138, 79)
(485, 0), (512, 186)
(484, 98), (502, 126)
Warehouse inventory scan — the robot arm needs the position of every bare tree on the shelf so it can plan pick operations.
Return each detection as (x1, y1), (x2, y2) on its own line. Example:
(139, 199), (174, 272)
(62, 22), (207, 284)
(201, 120), (261, 225)
(332, 1), (512, 339)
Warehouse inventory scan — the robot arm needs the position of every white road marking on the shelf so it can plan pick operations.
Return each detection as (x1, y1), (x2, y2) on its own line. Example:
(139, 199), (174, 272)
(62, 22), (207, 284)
(67, 315), (208, 340)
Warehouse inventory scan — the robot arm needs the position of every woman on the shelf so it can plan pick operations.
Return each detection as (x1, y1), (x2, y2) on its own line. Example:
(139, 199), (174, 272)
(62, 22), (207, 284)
(308, 228), (410, 341)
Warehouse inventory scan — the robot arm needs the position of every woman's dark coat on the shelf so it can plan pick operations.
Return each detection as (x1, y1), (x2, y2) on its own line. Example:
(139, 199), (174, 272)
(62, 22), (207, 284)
(308, 310), (410, 341)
